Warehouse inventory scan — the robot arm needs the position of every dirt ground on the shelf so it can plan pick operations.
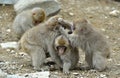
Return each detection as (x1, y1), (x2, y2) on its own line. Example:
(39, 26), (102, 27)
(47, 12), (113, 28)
(0, 0), (120, 78)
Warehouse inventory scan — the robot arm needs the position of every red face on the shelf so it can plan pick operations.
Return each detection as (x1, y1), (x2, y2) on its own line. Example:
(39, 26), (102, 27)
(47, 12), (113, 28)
(56, 46), (67, 55)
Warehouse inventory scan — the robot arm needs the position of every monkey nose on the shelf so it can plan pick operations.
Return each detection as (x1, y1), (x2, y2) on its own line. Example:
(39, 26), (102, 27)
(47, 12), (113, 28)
(68, 31), (72, 34)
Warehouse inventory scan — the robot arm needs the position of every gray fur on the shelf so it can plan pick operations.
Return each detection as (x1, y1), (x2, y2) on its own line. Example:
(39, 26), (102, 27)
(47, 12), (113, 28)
(19, 16), (62, 70)
(59, 18), (110, 71)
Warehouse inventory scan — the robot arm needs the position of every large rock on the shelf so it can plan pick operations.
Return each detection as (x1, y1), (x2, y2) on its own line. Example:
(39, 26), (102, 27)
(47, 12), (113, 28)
(14, 0), (61, 16)
(0, 0), (18, 4)
(0, 69), (7, 78)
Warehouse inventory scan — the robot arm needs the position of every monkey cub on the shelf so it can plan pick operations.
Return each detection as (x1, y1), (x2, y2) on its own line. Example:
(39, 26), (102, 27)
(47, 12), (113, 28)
(13, 7), (46, 39)
(58, 18), (110, 71)
(54, 35), (79, 74)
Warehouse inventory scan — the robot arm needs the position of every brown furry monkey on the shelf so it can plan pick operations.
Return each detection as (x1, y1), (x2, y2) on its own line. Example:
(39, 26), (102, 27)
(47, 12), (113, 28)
(19, 16), (63, 70)
(58, 18), (110, 71)
(13, 7), (46, 38)
(54, 35), (79, 74)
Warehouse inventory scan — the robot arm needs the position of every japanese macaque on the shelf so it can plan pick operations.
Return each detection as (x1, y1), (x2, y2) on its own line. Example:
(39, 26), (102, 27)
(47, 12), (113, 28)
(12, 7), (46, 38)
(19, 16), (63, 70)
(58, 18), (110, 71)
(54, 35), (79, 74)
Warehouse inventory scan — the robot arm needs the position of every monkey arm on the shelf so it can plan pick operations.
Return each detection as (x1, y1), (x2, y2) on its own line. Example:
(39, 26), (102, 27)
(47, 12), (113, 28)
(48, 45), (63, 68)
(58, 18), (73, 30)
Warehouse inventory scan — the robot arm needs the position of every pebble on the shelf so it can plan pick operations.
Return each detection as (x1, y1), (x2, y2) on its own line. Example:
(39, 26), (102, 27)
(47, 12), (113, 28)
(108, 58), (112, 62)
(19, 52), (28, 57)
(0, 69), (7, 78)
(10, 50), (15, 54)
(106, 36), (109, 39)
(100, 74), (107, 78)
(69, 12), (74, 16)
(73, 72), (79, 75)
(0, 42), (18, 49)
(101, 28), (105, 31)
(6, 49), (11, 52)
(6, 29), (11, 33)
(109, 10), (120, 17)
(0, 16), (2, 19)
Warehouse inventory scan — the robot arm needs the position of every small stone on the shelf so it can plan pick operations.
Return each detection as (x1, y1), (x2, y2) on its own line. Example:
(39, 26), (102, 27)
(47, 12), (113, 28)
(104, 16), (108, 19)
(106, 36), (109, 39)
(0, 16), (2, 19)
(73, 72), (79, 75)
(109, 10), (120, 17)
(10, 50), (15, 53)
(5, 13), (8, 16)
(19, 52), (28, 56)
(0, 42), (18, 49)
(101, 28), (105, 31)
(108, 58), (112, 61)
(69, 12), (74, 16)
(54, 72), (58, 74)
(100, 74), (107, 78)
(0, 69), (7, 78)
(6, 49), (11, 52)
(6, 29), (11, 32)
(116, 64), (120, 66)
(90, 69), (97, 73)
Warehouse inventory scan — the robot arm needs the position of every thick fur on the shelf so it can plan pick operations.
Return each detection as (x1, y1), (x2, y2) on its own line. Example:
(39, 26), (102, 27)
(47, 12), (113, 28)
(13, 7), (46, 38)
(54, 35), (79, 74)
(19, 16), (62, 70)
(59, 18), (110, 71)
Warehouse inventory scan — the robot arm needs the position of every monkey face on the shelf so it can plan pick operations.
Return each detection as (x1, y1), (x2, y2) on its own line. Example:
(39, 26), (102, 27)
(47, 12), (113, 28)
(54, 35), (69, 55)
(56, 46), (67, 55)
(32, 8), (46, 25)
(70, 19), (92, 37)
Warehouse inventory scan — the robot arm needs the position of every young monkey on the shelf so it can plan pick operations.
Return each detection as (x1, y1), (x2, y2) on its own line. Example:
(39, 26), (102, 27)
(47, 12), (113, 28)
(12, 7), (46, 39)
(58, 18), (110, 71)
(54, 35), (79, 74)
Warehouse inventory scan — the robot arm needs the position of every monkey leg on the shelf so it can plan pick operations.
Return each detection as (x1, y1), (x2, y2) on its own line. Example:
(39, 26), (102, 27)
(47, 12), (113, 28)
(30, 47), (46, 71)
(63, 62), (71, 74)
(48, 46), (63, 68)
(92, 52), (107, 71)
(85, 52), (93, 68)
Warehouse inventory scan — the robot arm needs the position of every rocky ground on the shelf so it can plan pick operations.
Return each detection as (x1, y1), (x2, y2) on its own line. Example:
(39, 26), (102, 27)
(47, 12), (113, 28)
(0, 0), (120, 78)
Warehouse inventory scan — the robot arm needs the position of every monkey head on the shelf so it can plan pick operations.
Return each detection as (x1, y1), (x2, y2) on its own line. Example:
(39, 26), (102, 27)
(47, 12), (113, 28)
(58, 18), (73, 35)
(54, 35), (69, 55)
(72, 19), (94, 36)
(60, 18), (94, 38)
(46, 16), (62, 31)
(32, 7), (46, 25)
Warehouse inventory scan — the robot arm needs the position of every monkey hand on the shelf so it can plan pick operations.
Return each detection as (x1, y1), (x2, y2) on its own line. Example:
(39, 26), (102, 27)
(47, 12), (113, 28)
(58, 17), (63, 22)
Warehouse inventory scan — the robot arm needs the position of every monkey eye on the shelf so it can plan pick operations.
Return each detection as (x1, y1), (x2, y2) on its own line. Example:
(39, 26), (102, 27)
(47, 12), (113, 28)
(56, 46), (67, 51)
(63, 26), (66, 29)
(33, 13), (36, 15)
(73, 26), (76, 30)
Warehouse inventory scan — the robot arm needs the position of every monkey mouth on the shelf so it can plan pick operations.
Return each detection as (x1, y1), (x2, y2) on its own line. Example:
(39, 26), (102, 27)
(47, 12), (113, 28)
(56, 46), (67, 55)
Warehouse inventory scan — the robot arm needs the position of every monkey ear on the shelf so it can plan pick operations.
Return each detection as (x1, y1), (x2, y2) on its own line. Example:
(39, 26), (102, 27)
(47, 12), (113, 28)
(80, 18), (88, 23)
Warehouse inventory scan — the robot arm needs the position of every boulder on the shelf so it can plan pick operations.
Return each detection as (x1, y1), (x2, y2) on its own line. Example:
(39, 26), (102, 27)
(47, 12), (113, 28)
(14, 0), (61, 16)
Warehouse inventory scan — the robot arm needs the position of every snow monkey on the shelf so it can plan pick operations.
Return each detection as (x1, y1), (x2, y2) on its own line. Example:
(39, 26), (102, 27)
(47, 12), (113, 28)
(13, 7), (46, 39)
(54, 35), (79, 74)
(58, 18), (110, 71)
(18, 16), (65, 70)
